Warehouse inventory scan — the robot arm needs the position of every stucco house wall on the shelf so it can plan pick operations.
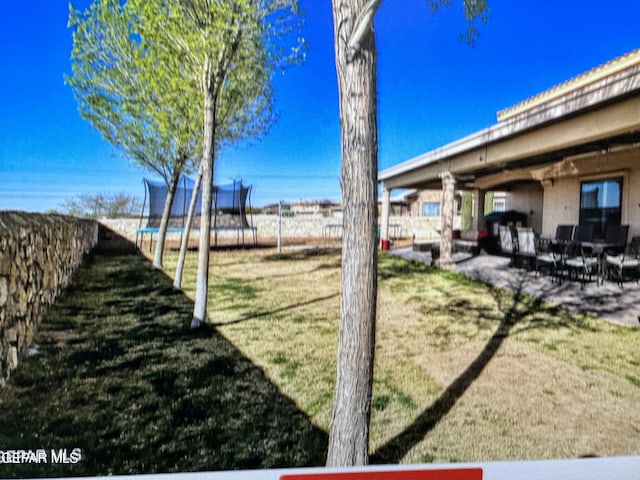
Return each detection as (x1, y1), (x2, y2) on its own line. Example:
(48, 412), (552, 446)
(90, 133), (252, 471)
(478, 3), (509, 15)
(541, 178), (580, 238)
(626, 168), (640, 238)
(504, 183), (544, 233)
(540, 146), (640, 238)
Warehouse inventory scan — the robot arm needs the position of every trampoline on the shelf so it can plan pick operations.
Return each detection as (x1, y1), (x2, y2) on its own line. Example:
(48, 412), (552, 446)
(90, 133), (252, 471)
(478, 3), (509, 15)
(136, 176), (257, 250)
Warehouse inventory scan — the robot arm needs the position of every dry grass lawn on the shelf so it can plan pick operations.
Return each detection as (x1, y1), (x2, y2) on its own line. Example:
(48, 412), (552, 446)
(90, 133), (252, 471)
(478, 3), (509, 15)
(162, 247), (640, 464)
(2, 245), (638, 477)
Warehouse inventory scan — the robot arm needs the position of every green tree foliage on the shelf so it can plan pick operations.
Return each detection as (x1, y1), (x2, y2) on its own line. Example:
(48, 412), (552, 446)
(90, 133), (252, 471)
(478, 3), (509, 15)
(67, 0), (202, 268)
(124, 0), (305, 327)
(428, 0), (489, 43)
(67, 0), (201, 178)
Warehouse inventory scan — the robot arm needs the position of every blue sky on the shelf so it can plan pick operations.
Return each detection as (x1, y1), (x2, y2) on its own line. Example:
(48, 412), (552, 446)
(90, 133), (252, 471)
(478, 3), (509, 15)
(1, 0), (639, 212)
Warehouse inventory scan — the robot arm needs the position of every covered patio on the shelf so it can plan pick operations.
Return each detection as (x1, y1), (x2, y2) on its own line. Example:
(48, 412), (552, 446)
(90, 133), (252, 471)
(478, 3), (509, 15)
(379, 49), (640, 269)
(390, 247), (640, 327)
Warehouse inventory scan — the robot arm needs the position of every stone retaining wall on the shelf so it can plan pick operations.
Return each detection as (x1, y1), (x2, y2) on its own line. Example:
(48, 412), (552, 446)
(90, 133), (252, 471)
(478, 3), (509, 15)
(101, 215), (341, 243)
(252, 214), (340, 239)
(0, 212), (98, 383)
(254, 214), (453, 240)
(100, 215), (448, 245)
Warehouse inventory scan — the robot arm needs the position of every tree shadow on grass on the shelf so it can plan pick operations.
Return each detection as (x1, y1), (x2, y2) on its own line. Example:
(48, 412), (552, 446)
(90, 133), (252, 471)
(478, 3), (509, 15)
(371, 271), (576, 464)
(254, 249), (343, 282)
(211, 293), (340, 327)
(459, 259), (639, 327)
(0, 249), (328, 478)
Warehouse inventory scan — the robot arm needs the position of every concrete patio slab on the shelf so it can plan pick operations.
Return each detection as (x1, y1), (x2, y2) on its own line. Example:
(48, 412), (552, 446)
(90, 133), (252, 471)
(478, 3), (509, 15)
(389, 247), (640, 328)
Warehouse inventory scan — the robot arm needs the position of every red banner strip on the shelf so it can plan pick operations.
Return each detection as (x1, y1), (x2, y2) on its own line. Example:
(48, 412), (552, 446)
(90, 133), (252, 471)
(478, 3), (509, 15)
(280, 467), (483, 480)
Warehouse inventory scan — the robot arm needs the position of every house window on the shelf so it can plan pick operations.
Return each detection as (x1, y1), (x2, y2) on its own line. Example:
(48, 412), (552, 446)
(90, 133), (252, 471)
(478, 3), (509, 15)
(493, 200), (506, 212)
(579, 177), (622, 238)
(422, 202), (440, 217)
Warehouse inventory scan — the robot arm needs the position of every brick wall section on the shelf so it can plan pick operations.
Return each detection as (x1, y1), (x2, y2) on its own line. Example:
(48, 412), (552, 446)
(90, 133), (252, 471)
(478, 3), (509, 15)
(0, 212), (98, 383)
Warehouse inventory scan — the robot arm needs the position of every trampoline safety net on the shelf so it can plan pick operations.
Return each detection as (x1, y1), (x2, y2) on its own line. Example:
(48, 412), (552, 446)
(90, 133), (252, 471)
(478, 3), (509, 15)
(144, 176), (200, 220)
(136, 176), (256, 248)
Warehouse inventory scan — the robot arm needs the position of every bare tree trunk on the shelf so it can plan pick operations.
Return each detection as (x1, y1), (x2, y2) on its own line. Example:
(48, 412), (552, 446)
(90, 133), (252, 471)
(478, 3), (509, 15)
(192, 86), (216, 328)
(174, 164), (203, 289)
(327, 0), (379, 466)
(153, 168), (181, 269)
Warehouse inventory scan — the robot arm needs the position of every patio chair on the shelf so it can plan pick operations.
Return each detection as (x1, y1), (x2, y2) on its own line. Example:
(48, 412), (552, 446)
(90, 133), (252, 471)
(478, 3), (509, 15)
(604, 236), (640, 288)
(498, 225), (517, 265)
(554, 224), (575, 245)
(601, 224), (629, 255)
(572, 224), (595, 246)
(535, 243), (568, 282)
(515, 227), (537, 269)
(564, 224), (598, 289)
(535, 224), (574, 280)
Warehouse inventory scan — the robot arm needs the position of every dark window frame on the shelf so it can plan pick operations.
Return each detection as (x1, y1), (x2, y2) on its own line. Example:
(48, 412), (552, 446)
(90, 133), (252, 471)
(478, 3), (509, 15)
(579, 176), (623, 239)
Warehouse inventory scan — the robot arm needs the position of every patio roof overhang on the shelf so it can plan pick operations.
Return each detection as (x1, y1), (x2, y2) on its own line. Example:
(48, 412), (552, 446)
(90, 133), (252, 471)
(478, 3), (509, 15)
(379, 49), (640, 192)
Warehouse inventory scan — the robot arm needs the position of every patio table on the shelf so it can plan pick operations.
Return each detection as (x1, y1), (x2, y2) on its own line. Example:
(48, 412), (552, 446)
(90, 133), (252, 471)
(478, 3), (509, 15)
(579, 241), (625, 285)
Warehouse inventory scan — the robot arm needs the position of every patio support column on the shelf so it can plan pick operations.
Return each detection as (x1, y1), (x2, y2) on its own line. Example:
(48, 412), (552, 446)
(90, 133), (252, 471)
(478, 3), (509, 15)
(380, 186), (391, 246)
(438, 172), (456, 269)
(472, 189), (486, 231)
